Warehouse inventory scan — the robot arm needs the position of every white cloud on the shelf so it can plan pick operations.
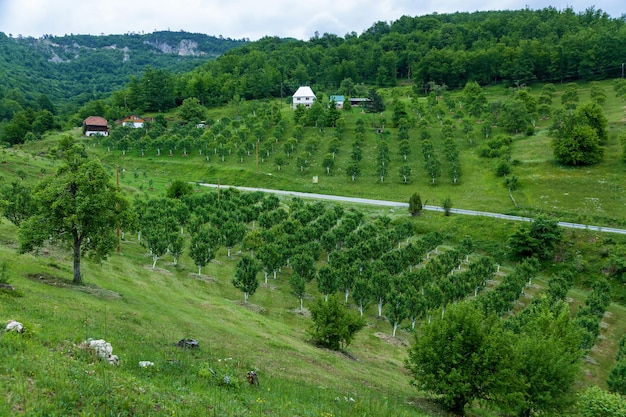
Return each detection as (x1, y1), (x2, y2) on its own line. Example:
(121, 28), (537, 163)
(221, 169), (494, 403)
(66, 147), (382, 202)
(0, 0), (622, 40)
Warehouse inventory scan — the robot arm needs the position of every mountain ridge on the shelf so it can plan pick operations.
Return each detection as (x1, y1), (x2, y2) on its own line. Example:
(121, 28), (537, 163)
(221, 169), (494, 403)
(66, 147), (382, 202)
(0, 30), (248, 107)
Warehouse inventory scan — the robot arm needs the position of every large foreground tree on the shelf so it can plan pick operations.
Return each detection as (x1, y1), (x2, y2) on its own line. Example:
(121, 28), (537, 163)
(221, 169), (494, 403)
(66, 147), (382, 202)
(19, 137), (132, 284)
(406, 301), (521, 415)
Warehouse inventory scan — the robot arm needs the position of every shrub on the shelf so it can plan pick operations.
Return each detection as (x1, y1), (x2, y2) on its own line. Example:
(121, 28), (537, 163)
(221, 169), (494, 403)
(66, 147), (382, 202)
(578, 386), (626, 417)
(408, 193), (422, 216)
(478, 135), (512, 158)
(495, 159), (511, 177)
(508, 215), (562, 260)
(608, 360), (626, 395)
(307, 295), (365, 351)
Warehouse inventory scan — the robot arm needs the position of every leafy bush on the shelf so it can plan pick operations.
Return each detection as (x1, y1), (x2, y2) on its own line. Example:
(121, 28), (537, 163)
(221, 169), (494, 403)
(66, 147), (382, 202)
(608, 360), (626, 395)
(608, 334), (626, 395)
(408, 193), (422, 216)
(307, 295), (365, 351)
(495, 159), (511, 176)
(578, 386), (626, 417)
(508, 215), (562, 260)
(478, 135), (512, 158)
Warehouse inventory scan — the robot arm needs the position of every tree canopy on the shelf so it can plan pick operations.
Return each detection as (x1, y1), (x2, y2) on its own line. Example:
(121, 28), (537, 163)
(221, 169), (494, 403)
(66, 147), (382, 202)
(18, 137), (132, 284)
(551, 102), (607, 165)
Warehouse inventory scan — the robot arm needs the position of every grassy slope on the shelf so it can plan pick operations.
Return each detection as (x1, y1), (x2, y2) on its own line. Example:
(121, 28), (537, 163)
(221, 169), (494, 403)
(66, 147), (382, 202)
(2, 79), (626, 416)
(0, 215), (432, 416)
(84, 80), (626, 228)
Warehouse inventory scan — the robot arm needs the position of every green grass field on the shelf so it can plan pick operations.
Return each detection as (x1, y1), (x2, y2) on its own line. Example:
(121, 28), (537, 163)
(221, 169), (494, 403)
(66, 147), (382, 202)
(2, 79), (626, 416)
(64, 79), (624, 229)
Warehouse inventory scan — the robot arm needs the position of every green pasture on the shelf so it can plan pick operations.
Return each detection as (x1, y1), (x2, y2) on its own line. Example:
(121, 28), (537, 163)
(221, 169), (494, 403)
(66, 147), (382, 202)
(1, 79), (626, 416)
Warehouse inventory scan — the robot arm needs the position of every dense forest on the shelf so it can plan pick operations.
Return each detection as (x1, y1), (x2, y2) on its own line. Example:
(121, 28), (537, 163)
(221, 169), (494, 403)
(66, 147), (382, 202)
(155, 6), (626, 108)
(0, 30), (246, 115)
(2, 7), (626, 144)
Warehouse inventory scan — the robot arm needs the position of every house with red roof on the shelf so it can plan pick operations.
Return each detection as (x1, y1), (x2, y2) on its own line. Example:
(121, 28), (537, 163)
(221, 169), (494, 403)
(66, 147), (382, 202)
(83, 116), (109, 136)
(120, 114), (145, 128)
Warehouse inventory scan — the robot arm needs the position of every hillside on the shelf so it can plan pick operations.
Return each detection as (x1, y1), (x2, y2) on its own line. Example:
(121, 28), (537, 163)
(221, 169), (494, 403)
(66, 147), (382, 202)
(152, 8), (626, 108)
(0, 167), (472, 416)
(1, 131), (626, 415)
(0, 31), (247, 110)
(2, 7), (626, 415)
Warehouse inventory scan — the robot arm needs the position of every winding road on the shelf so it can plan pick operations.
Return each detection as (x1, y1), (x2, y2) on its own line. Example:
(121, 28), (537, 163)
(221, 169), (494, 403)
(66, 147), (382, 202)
(198, 183), (626, 235)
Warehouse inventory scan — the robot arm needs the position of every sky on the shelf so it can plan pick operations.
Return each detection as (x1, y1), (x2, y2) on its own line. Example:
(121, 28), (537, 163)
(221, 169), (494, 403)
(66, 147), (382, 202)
(0, 0), (623, 41)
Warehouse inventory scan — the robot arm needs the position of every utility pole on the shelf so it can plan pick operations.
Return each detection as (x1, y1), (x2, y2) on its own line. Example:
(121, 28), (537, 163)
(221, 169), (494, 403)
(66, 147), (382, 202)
(116, 165), (121, 254)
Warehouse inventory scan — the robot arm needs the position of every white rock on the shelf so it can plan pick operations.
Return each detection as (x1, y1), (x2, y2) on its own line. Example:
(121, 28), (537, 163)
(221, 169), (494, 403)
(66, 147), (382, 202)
(6, 320), (23, 332)
(85, 338), (118, 365)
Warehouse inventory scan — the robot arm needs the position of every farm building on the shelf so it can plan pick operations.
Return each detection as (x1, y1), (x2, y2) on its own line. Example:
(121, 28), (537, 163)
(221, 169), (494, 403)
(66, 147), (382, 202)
(120, 114), (146, 128)
(292, 86), (316, 109)
(83, 116), (109, 136)
(329, 95), (345, 109)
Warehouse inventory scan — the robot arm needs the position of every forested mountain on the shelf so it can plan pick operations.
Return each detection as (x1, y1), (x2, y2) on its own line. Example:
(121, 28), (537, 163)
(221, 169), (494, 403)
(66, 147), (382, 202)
(0, 30), (247, 113)
(3, 7), (626, 145)
(152, 7), (626, 108)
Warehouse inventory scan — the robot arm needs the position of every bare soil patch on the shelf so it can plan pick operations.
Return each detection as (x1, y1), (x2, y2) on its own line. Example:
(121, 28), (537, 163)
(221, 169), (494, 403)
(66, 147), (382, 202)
(374, 332), (409, 347)
(26, 273), (121, 299)
(236, 300), (268, 315)
(290, 308), (311, 318)
(143, 265), (172, 274)
(189, 273), (217, 283)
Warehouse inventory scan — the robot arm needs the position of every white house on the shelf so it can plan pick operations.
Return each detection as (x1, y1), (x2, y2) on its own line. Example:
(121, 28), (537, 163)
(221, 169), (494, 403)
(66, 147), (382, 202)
(121, 114), (145, 128)
(292, 86), (316, 109)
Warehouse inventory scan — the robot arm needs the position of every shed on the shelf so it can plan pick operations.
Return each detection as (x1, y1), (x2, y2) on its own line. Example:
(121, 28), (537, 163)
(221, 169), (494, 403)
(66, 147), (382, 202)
(329, 95), (345, 109)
